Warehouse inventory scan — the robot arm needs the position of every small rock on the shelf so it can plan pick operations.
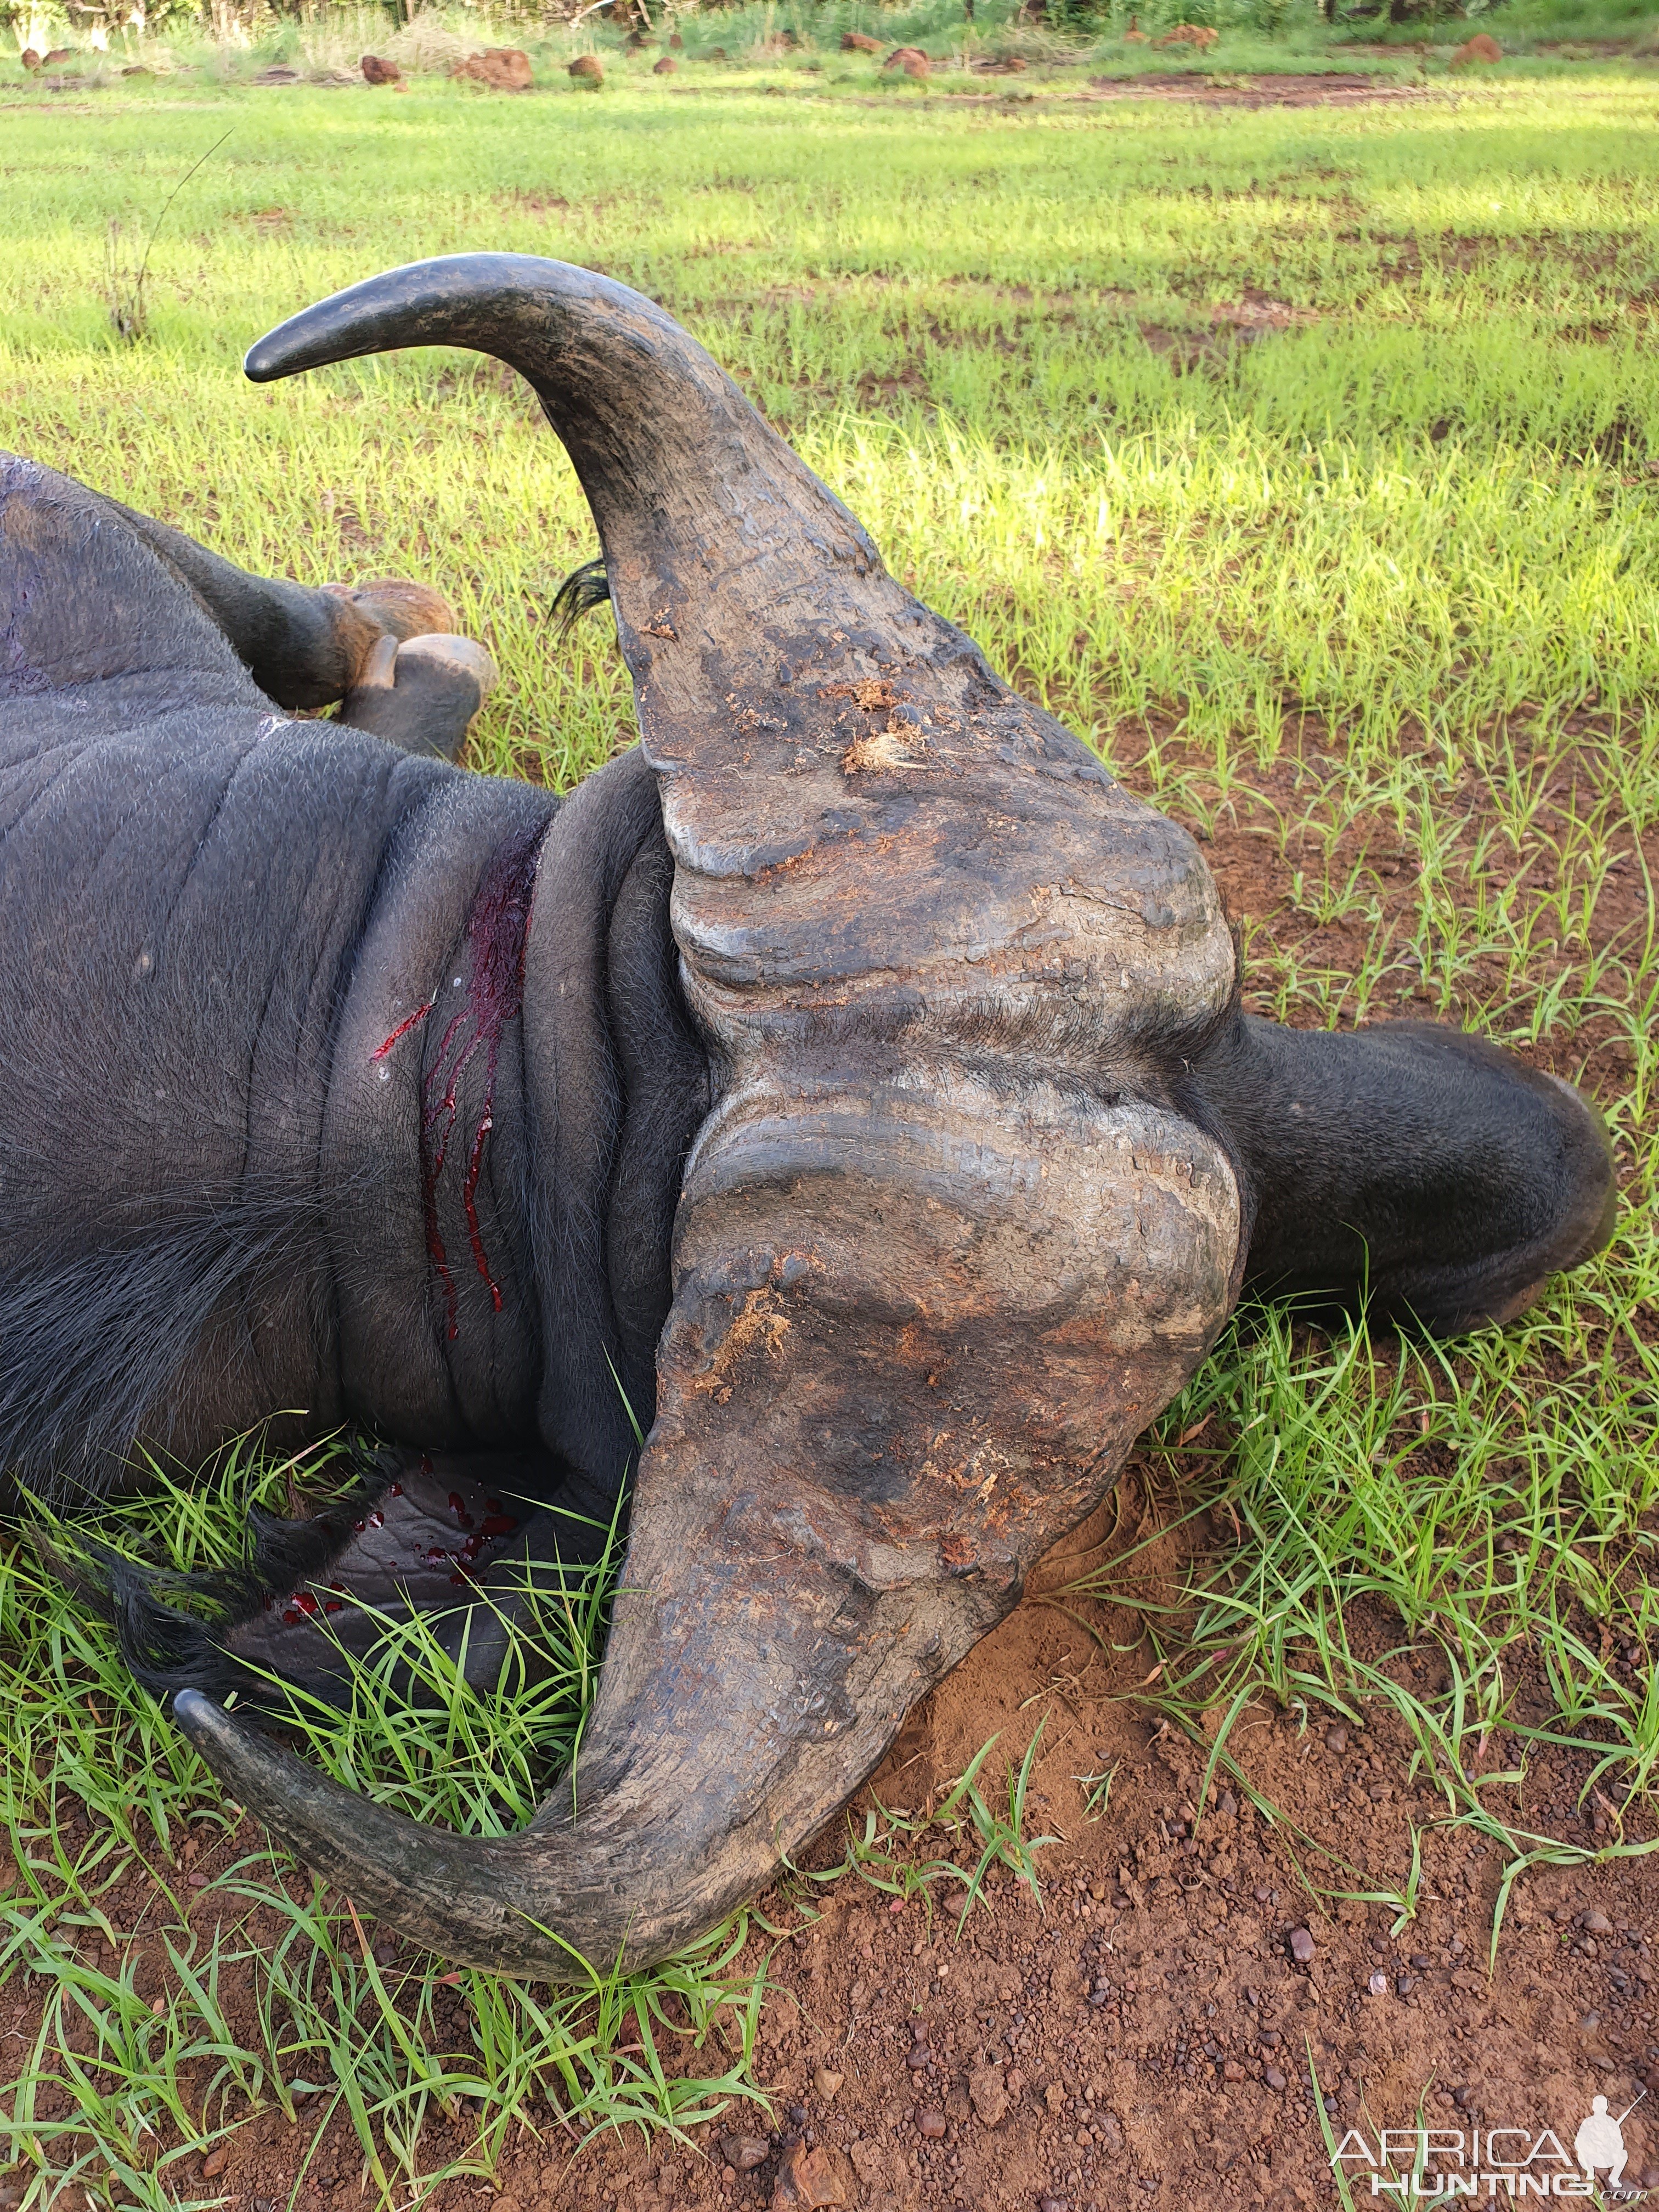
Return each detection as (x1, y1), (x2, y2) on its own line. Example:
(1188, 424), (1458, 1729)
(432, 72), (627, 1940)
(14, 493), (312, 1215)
(814, 2067), (844, 2102)
(201, 2148), (229, 2179)
(968, 2061), (1009, 2126)
(1263, 2067), (1287, 2091)
(1582, 1909), (1613, 1936)
(1368, 1971), (1389, 1996)
(917, 2110), (946, 2140)
(906, 2043), (930, 2069)
(1217, 1788), (1238, 1816)
(1288, 1927), (1316, 1965)
(1324, 1725), (1347, 1754)
(1040, 2198), (1070, 2212)
(771, 2139), (853, 2209)
(721, 2133), (770, 2172)
(1222, 2059), (1245, 2082)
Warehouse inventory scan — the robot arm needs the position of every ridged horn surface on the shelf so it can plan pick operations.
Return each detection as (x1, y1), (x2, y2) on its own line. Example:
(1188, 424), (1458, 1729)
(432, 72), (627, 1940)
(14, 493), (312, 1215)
(176, 258), (1241, 1977)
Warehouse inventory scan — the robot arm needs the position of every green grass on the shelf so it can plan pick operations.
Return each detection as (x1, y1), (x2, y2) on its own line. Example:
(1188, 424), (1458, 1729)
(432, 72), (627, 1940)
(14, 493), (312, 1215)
(1, 17), (1657, 2205)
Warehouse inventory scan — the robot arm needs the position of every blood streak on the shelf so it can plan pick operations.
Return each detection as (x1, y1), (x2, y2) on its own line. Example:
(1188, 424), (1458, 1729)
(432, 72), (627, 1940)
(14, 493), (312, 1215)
(371, 825), (545, 1340)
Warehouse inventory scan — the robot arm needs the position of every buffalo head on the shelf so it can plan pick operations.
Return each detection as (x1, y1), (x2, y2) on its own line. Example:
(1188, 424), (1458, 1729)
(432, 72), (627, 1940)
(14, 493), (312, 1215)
(131, 257), (1608, 1976)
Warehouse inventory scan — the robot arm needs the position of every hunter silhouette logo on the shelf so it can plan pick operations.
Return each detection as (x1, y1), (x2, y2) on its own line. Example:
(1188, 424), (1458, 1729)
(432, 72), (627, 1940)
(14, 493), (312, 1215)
(1331, 2089), (1649, 2197)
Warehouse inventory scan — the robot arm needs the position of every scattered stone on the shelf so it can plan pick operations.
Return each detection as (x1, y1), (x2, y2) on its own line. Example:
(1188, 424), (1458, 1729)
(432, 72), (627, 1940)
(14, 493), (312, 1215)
(814, 2066), (844, 2102)
(569, 53), (603, 84)
(968, 2060), (1009, 2126)
(1222, 2059), (1246, 2081)
(1289, 1927), (1316, 1965)
(361, 53), (401, 83)
(1263, 2066), (1288, 2091)
(1582, 1909), (1613, 1935)
(721, 2133), (769, 2171)
(453, 45), (532, 89)
(842, 29), (881, 49)
(1451, 31), (1501, 62)
(1324, 1724), (1348, 1754)
(653, 54), (677, 72)
(771, 2139), (853, 2209)
(1368, 1971), (1389, 1996)
(201, 2148), (229, 2179)
(917, 2109), (946, 2140)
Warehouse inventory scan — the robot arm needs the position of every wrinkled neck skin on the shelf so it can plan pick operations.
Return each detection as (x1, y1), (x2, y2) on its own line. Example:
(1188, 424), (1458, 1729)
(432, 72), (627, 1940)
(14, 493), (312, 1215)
(320, 745), (707, 1500)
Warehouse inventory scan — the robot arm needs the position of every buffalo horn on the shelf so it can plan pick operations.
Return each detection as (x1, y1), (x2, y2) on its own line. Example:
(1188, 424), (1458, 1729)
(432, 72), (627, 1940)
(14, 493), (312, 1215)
(176, 258), (1239, 1976)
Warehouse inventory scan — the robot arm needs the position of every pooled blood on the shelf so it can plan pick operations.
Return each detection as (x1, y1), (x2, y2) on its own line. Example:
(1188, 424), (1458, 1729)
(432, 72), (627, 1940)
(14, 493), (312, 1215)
(368, 1510), (384, 1528)
(479, 1513), (516, 1537)
(294, 1592), (319, 1617)
(390, 1482), (404, 1497)
(371, 826), (544, 1339)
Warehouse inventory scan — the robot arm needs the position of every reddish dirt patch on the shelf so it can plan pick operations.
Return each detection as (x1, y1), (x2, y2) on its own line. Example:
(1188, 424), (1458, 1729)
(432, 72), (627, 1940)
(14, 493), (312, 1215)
(1088, 70), (1430, 107)
(495, 1510), (1659, 2212)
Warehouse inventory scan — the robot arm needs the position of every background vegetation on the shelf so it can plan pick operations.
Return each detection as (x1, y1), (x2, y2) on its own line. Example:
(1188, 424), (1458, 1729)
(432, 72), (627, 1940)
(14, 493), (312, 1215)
(0, 17), (1655, 2206)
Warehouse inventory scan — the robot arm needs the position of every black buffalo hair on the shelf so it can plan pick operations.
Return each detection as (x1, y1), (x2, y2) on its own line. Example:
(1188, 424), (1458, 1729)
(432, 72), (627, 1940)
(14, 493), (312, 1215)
(0, 1187), (333, 1508)
(551, 557), (611, 640)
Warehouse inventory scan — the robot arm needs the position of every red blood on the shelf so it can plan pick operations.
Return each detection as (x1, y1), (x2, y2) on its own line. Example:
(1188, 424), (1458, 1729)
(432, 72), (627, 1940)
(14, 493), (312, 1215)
(480, 1513), (516, 1537)
(402, 827), (544, 1339)
(389, 1482), (403, 1497)
(283, 1608), (302, 1626)
(425, 1547), (445, 1565)
(448, 1492), (465, 1514)
(324, 1601), (344, 1615)
(353, 1520), (366, 1534)
(371, 993), (437, 1062)
(294, 1592), (318, 1616)
(449, 1573), (466, 1588)
(368, 1510), (384, 1529)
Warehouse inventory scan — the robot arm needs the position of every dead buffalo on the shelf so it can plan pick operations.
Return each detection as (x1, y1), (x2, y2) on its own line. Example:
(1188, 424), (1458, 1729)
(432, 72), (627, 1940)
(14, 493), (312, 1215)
(0, 256), (1614, 1977)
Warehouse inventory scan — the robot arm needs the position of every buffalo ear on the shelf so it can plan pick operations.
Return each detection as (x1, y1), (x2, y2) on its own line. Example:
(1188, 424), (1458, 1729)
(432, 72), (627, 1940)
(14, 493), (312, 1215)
(1190, 1013), (1616, 1333)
